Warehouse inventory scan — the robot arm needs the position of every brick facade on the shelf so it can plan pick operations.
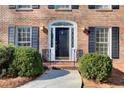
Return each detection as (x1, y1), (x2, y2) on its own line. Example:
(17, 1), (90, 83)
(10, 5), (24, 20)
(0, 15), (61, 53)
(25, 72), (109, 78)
(0, 5), (124, 63)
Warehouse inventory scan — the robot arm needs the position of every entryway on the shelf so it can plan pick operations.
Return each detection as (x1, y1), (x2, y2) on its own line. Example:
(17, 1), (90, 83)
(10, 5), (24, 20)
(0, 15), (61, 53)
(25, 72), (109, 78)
(48, 20), (77, 61)
(55, 27), (69, 60)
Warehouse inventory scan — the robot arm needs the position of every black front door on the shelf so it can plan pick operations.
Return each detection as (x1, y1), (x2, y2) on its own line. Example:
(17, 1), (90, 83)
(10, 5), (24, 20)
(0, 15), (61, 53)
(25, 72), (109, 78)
(55, 27), (69, 60)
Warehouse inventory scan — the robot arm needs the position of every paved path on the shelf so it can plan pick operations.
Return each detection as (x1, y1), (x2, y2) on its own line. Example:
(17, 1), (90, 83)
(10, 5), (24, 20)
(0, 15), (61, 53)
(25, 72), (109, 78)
(19, 70), (81, 88)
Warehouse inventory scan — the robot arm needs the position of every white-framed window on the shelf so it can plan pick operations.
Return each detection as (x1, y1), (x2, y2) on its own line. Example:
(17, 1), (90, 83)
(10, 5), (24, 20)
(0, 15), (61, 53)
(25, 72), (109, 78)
(16, 5), (32, 9)
(55, 5), (71, 9)
(95, 27), (111, 56)
(16, 26), (32, 47)
(95, 5), (111, 10)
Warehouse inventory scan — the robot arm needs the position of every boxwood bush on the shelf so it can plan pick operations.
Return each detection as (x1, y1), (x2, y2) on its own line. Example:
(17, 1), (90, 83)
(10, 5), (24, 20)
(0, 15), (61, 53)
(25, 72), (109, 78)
(79, 53), (112, 82)
(9, 47), (44, 77)
(0, 44), (14, 78)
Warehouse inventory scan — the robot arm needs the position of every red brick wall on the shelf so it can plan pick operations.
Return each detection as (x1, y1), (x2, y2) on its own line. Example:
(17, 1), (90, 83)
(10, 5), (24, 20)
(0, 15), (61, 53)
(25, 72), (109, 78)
(0, 5), (124, 62)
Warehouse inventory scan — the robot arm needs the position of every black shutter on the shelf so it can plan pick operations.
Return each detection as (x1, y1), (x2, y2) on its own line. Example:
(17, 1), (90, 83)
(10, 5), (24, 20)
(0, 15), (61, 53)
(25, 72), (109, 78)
(9, 5), (16, 9)
(8, 26), (15, 45)
(71, 5), (79, 9)
(112, 27), (119, 59)
(48, 5), (55, 9)
(32, 27), (39, 50)
(32, 5), (40, 9)
(89, 27), (96, 53)
(88, 5), (95, 9)
(112, 5), (119, 9)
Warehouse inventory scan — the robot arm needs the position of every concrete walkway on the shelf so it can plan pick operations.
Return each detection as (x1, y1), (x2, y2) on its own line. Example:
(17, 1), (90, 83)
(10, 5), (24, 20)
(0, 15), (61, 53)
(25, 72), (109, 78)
(19, 69), (81, 88)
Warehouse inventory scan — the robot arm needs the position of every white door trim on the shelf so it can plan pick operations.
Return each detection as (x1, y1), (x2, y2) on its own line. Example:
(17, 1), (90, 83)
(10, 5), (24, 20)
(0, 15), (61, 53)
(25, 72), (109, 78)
(48, 20), (77, 61)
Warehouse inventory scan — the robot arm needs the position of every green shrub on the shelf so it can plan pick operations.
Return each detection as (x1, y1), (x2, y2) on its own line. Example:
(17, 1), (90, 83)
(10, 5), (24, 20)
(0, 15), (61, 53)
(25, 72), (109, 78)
(9, 47), (43, 77)
(0, 44), (15, 78)
(79, 53), (112, 82)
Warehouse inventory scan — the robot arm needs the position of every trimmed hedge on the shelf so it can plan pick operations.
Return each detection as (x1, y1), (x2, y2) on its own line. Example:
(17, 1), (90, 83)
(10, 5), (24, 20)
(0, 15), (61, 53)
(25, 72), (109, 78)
(9, 47), (44, 77)
(79, 53), (112, 82)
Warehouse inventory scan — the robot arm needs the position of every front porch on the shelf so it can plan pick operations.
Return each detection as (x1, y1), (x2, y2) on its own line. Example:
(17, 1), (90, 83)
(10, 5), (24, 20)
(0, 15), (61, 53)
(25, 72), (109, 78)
(43, 61), (78, 69)
(42, 48), (83, 69)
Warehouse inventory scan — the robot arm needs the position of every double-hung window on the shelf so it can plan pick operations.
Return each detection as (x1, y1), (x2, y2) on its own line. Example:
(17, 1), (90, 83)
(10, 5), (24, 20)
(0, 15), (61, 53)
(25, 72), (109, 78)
(95, 5), (111, 10)
(89, 5), (114, 10)
(16, 5), (32, 9)
(55, 5), (71, 10)
(89, 27), (119, 58)
(48, 5), (79, 10)
(95, 27), (111, 56)
(17, 27), (32, 47)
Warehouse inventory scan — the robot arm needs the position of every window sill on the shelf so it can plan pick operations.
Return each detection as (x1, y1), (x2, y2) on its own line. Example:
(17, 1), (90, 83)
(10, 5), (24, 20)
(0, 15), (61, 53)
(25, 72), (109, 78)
(16, 8), (33, 12)
(95, 9), (113, 12)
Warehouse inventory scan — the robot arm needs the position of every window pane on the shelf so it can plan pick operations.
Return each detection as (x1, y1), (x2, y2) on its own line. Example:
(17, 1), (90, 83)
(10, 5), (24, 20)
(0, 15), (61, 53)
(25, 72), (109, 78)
(27, 38), (30, 41)
(96, 43), (108, 55)
(17, 5), (31, 9)
(52, 22), (73, 26)
(51, 28), (53, 47)
(18, 43), (31, 46)
(71, 28), (74, 48)
(95, 5), (110, 9)
(95, 5), (103, 9)
(95, 28), (109, 55)
(55, 5), (70, 9)
(100, 38), (103, 42)
(17, 27), (31, 47)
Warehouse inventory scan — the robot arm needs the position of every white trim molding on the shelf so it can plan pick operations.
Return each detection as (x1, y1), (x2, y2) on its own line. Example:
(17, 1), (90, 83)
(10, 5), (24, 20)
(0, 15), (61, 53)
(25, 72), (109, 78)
(48, 20), (77, 61)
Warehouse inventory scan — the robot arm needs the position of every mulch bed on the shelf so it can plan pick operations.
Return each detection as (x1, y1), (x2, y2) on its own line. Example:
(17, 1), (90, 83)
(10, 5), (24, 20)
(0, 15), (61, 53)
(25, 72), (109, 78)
(82, 63), (124, 88)
(0, 77), (33, 88)
(0, 66), (48, 88)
